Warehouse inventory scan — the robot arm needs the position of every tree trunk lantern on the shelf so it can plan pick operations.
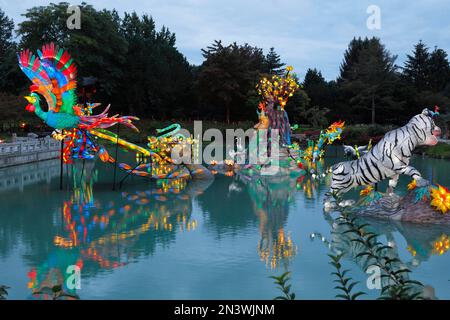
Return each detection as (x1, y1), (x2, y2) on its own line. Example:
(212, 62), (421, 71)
(256, 66), (299, 147)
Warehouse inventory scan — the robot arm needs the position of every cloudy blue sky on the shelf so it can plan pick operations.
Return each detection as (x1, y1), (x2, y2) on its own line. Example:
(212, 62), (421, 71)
(1, 0), (449, 80)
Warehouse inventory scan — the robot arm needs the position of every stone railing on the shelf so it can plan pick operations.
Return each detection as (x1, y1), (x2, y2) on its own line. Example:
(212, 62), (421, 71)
(0, 135), (61, 168)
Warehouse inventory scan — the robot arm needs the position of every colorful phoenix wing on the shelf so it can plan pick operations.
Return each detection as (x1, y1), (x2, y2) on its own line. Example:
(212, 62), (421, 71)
(18, 43), (77, 114)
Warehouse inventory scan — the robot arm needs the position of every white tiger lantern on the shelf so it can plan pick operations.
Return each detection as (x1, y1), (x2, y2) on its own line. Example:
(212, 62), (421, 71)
(328, 108), (441, 199)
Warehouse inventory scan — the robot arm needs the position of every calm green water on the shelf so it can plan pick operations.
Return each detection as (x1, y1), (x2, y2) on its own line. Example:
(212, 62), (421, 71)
(0, 149), (449, 300)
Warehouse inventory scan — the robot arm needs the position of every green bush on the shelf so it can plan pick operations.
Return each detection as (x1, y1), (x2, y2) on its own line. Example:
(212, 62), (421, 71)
(342, 124), (393, 145)
(422, 143), (450, 159)
(106, 119), (256, 144)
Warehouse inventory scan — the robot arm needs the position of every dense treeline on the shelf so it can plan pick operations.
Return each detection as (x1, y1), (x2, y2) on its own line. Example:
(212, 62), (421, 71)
(0, 3), (449, 127)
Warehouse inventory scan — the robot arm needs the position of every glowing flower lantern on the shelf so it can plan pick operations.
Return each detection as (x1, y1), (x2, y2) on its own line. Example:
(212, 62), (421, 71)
(256, 66), (299, 112)
(407, 179), (417, 191)
(225, 171), (234, 177)
(224, 159), (234, 166)
(210, 160), (218, 166)
(430, 185), (450, 214)
(255, 66), (300, 146)
(360, 185), (373, 197)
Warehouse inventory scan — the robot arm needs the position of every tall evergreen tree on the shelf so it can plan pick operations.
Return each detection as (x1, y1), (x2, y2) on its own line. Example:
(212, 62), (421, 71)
(303, 68), (325, 87)
(303, 68), (328, 107)
(0, 9), (20, 93)
(116, 12), (193, 118)
(335, 37), (370, 122)
(265, 47), (285, 75)
(428, 47), (450, 92)
(301, 68), (337, 124)
(403, 40), (431, 91)
(119, 12), (154, 115)
(401, 42), (450, 115)
(339, 37), (401, 124)
(337, 37), (368, 84)
(0, 8), (14, 57)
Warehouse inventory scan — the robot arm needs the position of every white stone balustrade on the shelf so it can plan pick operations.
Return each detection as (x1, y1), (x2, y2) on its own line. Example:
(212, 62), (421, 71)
(0, 135), (61, 168)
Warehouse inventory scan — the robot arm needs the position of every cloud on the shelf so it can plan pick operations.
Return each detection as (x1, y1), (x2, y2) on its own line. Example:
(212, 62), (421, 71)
(2, 0), (450, 80)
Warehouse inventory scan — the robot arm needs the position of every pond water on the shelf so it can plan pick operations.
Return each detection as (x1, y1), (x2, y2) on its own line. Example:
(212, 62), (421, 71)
(0, 148), (449, 300)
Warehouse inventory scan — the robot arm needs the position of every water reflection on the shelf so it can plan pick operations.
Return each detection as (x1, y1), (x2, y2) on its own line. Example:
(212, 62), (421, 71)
(0, 151), (449, 299)
(21, 161), (212, 299)
(0, 158), (60, 192)
(313, 206), (450, 298)
(356, 217), (450, 267)
(242, 175), (298, 269)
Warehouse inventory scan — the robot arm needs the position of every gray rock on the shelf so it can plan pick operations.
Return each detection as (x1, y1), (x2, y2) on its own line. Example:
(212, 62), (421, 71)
(356, 190), (450, 225)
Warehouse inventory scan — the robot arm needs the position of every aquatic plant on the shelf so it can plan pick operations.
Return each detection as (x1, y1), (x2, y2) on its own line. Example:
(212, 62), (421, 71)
(377, 283), (424, 300)
(33, 284), (80, 300)
(269, 271), (296, 300)
(0, 285), (9, 300)
(329, 254), (365, 300)
(329, 193), (425, 300)
(341, 219), (423, 299)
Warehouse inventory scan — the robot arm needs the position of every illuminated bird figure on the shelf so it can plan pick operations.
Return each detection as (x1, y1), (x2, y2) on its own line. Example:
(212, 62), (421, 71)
(310, 121), (345, 162)
(18, 43), (139, 163)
